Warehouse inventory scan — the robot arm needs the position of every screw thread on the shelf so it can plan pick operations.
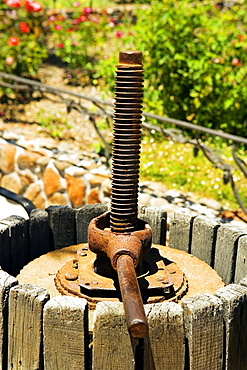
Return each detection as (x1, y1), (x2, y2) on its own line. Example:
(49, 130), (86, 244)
(110, 51), (144, 233)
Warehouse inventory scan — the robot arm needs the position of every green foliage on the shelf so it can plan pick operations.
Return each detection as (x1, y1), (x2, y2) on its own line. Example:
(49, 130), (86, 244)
(35, 108), (71, 138)
(0, 0), (49, 95)
(49, 7), (114, 84)
(95, 0), (247, 138)
(140, 135), (246, 210)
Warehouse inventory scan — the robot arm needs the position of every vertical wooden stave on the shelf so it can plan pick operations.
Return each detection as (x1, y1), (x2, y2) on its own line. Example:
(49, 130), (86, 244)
(215, 284), (247, 370)
(138, 206), (167, 245)
(182, 294), (224, 370)
(28, 209), (50, 261)
(8, 284), (49, 369)
(93, 302), (135, 370)
(0, 216), (28, 276)
(169, 212), (196, 253)
(234, 235), (247, 283)
(144, 302), (185, 370)
(191, 216), (220, 267)
(43, 296), (88, 370)
(75, 204), (108, 244)
(0, 270), (17, 370)
(214, 224), (247, 284)
(46, 206), (76, 250)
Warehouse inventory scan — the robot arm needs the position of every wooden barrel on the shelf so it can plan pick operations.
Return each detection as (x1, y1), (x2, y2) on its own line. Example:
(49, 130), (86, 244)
(0, 204), (246, 369)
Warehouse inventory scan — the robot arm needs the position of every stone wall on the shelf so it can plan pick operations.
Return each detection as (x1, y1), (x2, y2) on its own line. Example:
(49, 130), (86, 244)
(1, 130), (235, 227)
(0, 133), (111, 210)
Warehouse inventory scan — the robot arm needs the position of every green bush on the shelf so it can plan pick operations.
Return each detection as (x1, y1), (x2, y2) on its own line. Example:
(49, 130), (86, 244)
(49, 6), (114, 84)
(95, 0), (247, 138)
(0, 0), (49, 91)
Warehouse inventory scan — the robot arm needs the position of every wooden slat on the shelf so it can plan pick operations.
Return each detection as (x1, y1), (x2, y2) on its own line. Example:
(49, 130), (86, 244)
(214, 224), (247, 284)
(169, 212), (196, 253)
(239, 274), (247, 287)
(8, 284), (50, 369)
(75, 204), (108, 243)
(0, 270), (17, 370)
(28, 209), (50, 260)
(234, 235), (247, 283)
(138, 206), (167, 245)
(144, 302), (184, 370)
(43, 296), (88, 370)
(46, 205), (76, 250)
(0, 223), (12, 275)
(191, 216), (220, 267)
(93, 302), (135, 370)
(182, 294), (224, 370)
(0, 216), (28, 276)
(215, 284), (247, 370)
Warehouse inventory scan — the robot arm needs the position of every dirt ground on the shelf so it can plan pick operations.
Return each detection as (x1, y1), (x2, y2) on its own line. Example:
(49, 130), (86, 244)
(0, 62), (113, 153)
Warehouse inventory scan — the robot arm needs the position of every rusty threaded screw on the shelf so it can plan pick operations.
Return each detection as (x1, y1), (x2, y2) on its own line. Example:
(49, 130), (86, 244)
(110, 50), (144, 233)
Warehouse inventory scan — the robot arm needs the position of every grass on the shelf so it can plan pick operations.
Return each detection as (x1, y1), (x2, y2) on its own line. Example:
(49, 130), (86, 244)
(35, 109), (72, 139)
(140, 135), (247, 210)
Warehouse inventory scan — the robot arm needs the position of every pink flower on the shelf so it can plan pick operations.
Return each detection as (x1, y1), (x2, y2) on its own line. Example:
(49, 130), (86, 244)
(57, 43), (64, 48)
(73, 1), (80, 7)
(232, 58), (240, 66)
(49, 15), (55, 21)
(19, 21), (30, 33)
(90, 15), (100, 23)
(72, 41), (78, 46)
(31, 2), (42, 11)
(7, 36), (19, 46)
(116, 30), (123, 38)
(54, 25), (62, 30)
(83, 7), (93, 14)
(6, 56), (14, 66)
(72, 19), (79, 25)
(4, 0), (21, 8)
(25, 0), (42, 13)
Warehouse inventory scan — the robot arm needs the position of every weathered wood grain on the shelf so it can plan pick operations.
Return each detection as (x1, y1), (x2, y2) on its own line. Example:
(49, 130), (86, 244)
(8, 284), (50, 369)
(169, 212), (196, 252)
(75, 204), (108, 243)
(138, 206), (167, 245)
(144, 302), (184, 370)
(234, 235), (247, 283)
(182, 294), (224, 370)
(239, 274), (247, 287)
(0, 270), (17, 370)
(46, 205), (76, 250)
(191, 216), (220, 267)
(215, 284), (247, 370)
(0, 216), (28, 276)
(28, 209), (50, 260)
(93, 302), (135, 370)
(43, 296), (88, 370)
(214, 224), (247, 284)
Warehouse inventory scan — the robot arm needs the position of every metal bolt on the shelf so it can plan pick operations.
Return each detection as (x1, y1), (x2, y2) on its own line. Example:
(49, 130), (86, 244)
(110, 50), (144, 233)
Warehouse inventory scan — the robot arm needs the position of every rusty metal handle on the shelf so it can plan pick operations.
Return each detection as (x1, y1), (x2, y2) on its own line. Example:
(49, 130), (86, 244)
(116, 254), (148, 338)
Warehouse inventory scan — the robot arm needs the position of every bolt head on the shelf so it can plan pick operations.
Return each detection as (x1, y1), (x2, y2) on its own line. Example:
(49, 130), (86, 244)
(119, 50), (142, 66)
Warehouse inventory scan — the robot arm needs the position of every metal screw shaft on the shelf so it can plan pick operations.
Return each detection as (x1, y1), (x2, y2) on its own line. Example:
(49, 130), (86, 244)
(110, 50), (144, 233)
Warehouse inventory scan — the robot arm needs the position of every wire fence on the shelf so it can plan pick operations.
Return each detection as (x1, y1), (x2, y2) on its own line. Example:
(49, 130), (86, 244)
(0, 72), (246, 214)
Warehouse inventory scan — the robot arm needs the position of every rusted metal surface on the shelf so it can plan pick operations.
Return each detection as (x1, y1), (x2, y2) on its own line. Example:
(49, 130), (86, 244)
(54, 245), (187, 305)
(85, 50), (152, 338)
(117, 254), (148, 338)
(88, 211), (152, 270)
(110, 50), (144, 233)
